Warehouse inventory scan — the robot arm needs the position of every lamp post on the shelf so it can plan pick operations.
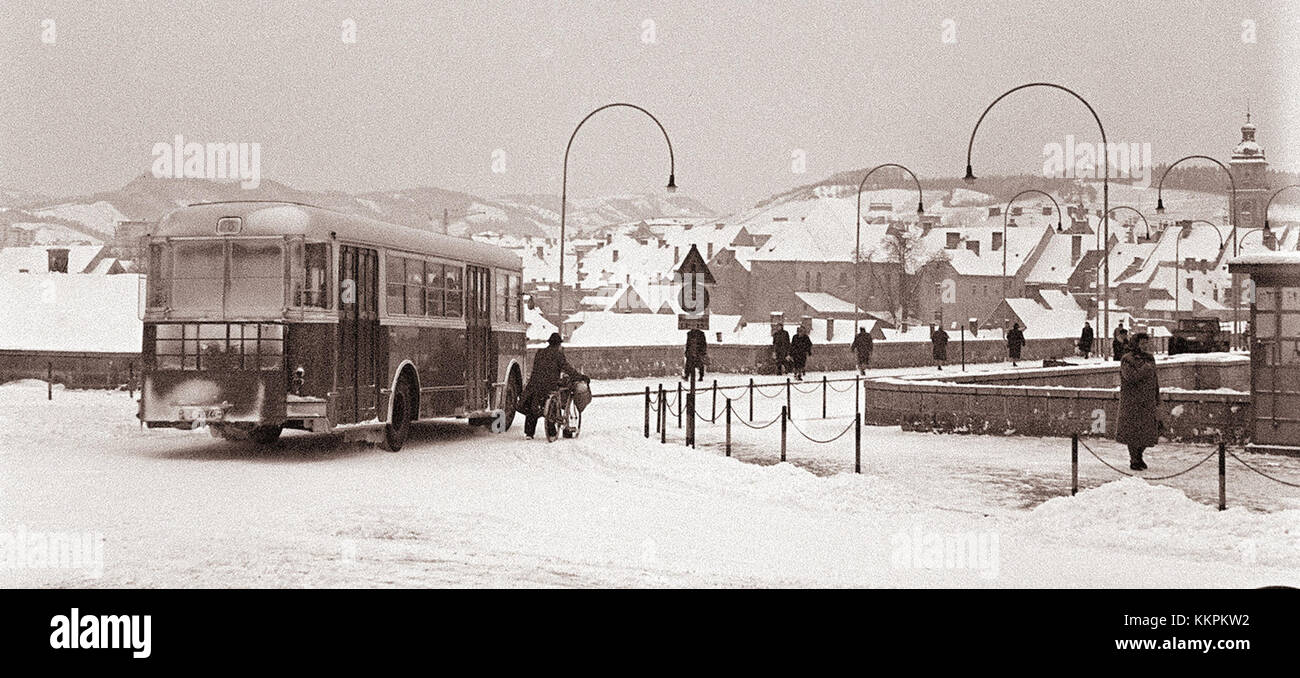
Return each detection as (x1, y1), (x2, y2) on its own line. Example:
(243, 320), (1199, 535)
(1095, 206), (1152, 325)
(557, 103), (676, 336)
(1263, 184), (1300, 232)
(1155, 154), (1239, 348)
(1000, 189), (1063, 301)
(1172, 219), (1224, 319)
(964, 82), (1110, 354)
(854, 163), (924, 333)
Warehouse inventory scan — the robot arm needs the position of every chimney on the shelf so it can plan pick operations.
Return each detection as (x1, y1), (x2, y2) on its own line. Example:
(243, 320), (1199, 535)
(1071, 235), (1082, 264)
(825, 317), (833, 342)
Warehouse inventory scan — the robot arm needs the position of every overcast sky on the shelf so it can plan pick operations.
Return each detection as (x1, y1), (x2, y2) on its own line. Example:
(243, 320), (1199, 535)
(1, 0), (1296, 212)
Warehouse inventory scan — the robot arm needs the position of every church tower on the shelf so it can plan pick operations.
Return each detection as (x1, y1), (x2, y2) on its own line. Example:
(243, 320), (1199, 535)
(1229, 110), (1268, 230)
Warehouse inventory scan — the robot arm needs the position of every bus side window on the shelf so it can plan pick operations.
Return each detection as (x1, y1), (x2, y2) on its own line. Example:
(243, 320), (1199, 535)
(300, 242), (331, 308)
(495, 272), (507, 322)
(386, 256), (406, 314)
(444, 266), (463, 318)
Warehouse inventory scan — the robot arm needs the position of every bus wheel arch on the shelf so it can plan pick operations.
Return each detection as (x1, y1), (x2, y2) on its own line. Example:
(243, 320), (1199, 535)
(383, 363), (419, 452)
(497, 363), (523, 432)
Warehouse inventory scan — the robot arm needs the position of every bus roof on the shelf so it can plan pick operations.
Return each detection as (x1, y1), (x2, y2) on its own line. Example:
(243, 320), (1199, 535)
(153, 201), (522, 271)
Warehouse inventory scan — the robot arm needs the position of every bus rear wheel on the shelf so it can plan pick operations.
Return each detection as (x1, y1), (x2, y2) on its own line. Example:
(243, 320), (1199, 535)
(383, 380), (413, 452)
(249, 425), (282, 445)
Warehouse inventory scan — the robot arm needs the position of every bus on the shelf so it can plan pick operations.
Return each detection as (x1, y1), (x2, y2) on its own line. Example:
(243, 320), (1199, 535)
(138, 201), (527, 451)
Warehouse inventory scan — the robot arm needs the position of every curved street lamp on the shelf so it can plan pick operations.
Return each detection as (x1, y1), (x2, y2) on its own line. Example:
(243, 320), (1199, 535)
(1000, 189), (1063, 301)
(1172, 219), (1225, 317)
(1155, 155), (1239, 347)
(557, 103), (676, 335)
(1238, 225), (1274, 250)
(1093, 205), (1152, 327)
(1263, 184), (1300, 231)
(854, 163), (924, 332)
(964, 82), (1111, 352)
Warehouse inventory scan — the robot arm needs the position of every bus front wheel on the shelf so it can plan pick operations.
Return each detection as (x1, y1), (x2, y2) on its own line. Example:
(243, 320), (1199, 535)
(383, 380), (413, 452)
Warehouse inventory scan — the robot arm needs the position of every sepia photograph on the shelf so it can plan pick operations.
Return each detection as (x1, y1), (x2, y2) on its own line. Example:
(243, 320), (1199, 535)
(1, 0), (1298, 662)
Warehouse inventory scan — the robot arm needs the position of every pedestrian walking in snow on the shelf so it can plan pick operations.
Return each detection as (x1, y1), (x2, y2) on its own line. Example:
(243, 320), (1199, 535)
(1112, 325), (1129, 362)
(1116, 332), (1160, 471)
(772, 325), (791, 375)
(790, 326), (812, 380)
(684, 327), (707, 381)
(1006, 322), (1026, 366)
(1078, 321), (1094, 359)
(930, 325), (949, 371)
(851, 326), (874, 375)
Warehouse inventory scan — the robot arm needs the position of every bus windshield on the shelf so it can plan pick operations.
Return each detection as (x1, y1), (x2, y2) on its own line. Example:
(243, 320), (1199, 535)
(170, 239), (284, 316)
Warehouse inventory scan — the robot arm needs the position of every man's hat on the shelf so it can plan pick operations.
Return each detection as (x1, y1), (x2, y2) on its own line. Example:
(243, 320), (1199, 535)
(547, 332), (563, 346)
(1132, 331), (1150, 341)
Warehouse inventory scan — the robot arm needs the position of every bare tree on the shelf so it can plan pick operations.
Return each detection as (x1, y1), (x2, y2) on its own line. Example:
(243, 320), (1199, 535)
(867, 223), (948, 326)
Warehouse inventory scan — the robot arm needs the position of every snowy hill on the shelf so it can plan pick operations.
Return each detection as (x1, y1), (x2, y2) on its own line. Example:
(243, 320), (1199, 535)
(2, 176), (714, 243)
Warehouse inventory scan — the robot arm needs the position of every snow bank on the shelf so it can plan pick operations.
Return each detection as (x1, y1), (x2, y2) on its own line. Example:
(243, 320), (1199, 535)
(1025, 477), (1300, 568)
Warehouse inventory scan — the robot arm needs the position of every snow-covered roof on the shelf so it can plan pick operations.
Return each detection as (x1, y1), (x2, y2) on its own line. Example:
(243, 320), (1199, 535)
(793, 291), (864, 314)
(997, 297), (1088, 339)
(1230, 251), (1300, 266)
(525, 306), (558, 342)
(927, 224), (1050, 277)
(1025, 231), (1100, 285)
(565, 312), (741, 347)
(0, 273), (143, 352)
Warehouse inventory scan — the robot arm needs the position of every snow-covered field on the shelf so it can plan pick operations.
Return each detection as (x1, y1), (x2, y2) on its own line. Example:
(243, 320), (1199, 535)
(2, 366), (1298, 588)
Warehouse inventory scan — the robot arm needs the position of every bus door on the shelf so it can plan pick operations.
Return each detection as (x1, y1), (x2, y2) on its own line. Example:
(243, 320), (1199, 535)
(337, 245), (380, 424)
(465, 265), (493, 413)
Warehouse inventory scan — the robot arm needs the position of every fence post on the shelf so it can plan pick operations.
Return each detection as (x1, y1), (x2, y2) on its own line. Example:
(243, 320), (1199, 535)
(659, 386), (666, 444)
(711, 379), (718, 422)
(785, 378), (791, 417)
(821, 375), (828, 419)
(677, 382), (683, 429)
(1218, 442), (1227, 511)
(780, 405), (787, 462)
(1071, 434), (1079, 496)
(748, 378), (754, 421)
(687, 373), (696, 448)
(47, 362), (52, 401)
(855, 375), (860, 416)
(129, 361), (135, 399)
(854, 412), (861, 474)
(644, 386), (651, 439)
(725, 398), (732, 457)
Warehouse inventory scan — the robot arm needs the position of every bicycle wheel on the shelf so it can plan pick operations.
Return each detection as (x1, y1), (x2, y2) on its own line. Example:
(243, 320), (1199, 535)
(563, 398), (581, 438)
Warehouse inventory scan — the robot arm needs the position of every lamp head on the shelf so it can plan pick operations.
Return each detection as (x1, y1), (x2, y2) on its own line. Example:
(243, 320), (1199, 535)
(916, 201), (925, 215)
(1155, 198), (1166, 215)
(963, 164), (976, 184)
(1056, 222), (1063, 233)
(666, 173), (677, 193)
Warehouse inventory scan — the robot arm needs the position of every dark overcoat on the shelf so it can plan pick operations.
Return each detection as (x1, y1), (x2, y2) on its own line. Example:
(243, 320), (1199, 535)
(685, 328), (708, 362)
(1006, 328), (1026, 360)
(1115, 349), (1161, 448)
(851, 331), (874, 361)
(790, 333), (812, 368)
(930, 329), (949, 361)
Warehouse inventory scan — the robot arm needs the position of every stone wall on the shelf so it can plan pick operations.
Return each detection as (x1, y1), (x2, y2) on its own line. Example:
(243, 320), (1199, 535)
(861, 356), (1252, 444)
(0, 349), (140, 390)
(548, 336), (1081, 379)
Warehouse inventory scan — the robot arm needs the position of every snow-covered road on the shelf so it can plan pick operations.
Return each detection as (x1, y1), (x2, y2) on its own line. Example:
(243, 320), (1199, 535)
(1, 368), (1298, 588)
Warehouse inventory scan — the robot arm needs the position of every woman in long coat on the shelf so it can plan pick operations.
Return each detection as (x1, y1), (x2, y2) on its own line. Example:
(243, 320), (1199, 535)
(930, 325), (949, 370)
(1115, 332), (1160, 470)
